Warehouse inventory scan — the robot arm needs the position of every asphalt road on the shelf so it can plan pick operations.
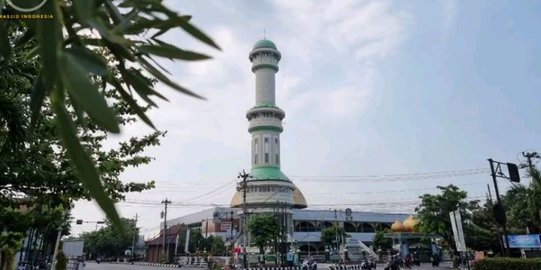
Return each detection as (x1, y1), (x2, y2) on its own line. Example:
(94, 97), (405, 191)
(84, 262), (178, 270)
(84, 262), (454, 270)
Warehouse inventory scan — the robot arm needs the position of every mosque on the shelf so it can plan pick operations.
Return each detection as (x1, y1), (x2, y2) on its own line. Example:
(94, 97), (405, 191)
(151, 39), (411, 262)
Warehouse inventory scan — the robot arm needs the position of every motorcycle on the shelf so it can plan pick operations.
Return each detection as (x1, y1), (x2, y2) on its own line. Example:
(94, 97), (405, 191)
(361, 257), (377, 269)
(431, 255), (440, 267)
(412, 257), (420, 267)
(96, 258), (101, 264)
(383, 255), (400, 270)
(403, 255), (412, 269)
(301, 258), (317, 270)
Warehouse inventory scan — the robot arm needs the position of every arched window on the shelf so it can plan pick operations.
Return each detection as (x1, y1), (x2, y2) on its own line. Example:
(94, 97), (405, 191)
(361, 223), (375, 233)
(294, 221), (319, 232)
(275, 137), (280, 164)
(322, 221), (333, 229)
(264, 137), (269, 163)
(344, 222), (356, 233)
(254, 138), (259, 165)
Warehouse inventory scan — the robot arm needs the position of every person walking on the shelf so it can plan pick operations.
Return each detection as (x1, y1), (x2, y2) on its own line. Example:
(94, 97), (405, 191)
(286, 250), (294, 266)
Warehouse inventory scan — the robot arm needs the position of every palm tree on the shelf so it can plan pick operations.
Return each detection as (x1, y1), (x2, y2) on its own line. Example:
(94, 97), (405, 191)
(506, 166), (541, 232)
(529, 167), (541, 231)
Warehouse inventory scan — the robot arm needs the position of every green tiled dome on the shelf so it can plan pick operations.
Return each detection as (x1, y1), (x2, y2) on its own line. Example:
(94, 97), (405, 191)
(250, 166), (289, 181)
(253, 39), (277, 50)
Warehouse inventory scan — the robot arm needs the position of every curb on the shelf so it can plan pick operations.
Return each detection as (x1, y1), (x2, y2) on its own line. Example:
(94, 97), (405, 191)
(242, 267), (302, 270)
(328, 265), (364, 270)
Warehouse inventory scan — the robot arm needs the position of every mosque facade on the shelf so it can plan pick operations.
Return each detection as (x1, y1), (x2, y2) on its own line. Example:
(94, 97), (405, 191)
(160, 39), (412, 258)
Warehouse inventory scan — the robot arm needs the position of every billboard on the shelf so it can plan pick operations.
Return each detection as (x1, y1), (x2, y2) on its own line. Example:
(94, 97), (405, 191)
(505, 234), (541, 249)
(62, 240), (84, 257)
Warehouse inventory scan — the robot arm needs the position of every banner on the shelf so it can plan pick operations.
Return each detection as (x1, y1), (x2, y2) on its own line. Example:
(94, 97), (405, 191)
(184, 228), (191, 253)
(449, 210), (466, 252)
(505, 234), (541, 248)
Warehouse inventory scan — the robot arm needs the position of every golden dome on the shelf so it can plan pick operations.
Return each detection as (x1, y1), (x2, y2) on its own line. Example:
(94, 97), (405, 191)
(403, 215), (419, 232)
(230, 191), (242, 207)
(391, 220), (406, 232)
(292, 188), (307, 209)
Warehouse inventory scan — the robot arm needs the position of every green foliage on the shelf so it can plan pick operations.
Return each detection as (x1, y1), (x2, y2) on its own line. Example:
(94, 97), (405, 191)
(372, 230), (392, 250)
(208, 235), (226, 256)
(465, 200), (501, 252)
(505, 165), (541, 232)
(81, 218), (137, 257)
(472, 258), (541, 270)
(55, 251), (68, 270)
(321, 225), (347, 247)
(415, 185), (480, 249)
(248, 215), (280, 254)
(0, 0), (219, 229)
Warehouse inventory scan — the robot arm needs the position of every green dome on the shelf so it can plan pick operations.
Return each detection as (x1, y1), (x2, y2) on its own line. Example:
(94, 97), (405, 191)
(253, 39), (277, 50)
(249, 166), (289, 181)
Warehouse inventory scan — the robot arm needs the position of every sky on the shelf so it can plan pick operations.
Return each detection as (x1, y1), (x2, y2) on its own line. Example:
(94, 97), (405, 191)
(71, 0), (541, 237)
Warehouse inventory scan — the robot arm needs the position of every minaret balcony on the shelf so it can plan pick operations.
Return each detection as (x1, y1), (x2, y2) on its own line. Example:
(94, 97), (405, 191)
(248, 118), (283, 133)
(246, 106), (285, 120)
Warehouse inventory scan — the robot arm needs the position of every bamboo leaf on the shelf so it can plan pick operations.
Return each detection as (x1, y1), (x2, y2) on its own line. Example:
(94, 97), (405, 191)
(73, 0), (96, 23)
(66, 46), (107, 75)
(30, 72), (45, 127)
(52, 100), (123, 233)
(119, 68), (158, 107)
(60, 51), (120, 133)
(176, 16), (221, 50)
(35, 0), (62, 93)
(0, 21), (11, 60)
(136, 56), (205, 99)
(110, 78), (156, 129)
(139, 44), (211, 61)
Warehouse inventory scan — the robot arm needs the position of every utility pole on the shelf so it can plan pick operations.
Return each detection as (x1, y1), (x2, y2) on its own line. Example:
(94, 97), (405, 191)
(161, 199), (171, 262)
(488, 159), (510, 256)
(282, 201), (287, 266)
(131, 213), (138, 261)
(334, 209), (339, 252)
(230, 211), (234, 244)
(523, 151), (540, 232)
(52, 206), (70, 270)
(238, 170), (250, 269)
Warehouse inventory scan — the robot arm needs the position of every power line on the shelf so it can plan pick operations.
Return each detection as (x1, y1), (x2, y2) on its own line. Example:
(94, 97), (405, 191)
(290, 168), (489, 179)
(308, 182), (487, 195)
(120, 195), (485, 209)
(293, 169), (489, 182)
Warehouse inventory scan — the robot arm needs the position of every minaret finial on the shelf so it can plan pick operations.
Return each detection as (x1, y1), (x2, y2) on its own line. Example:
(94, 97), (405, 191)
(264, 29), (266, 39)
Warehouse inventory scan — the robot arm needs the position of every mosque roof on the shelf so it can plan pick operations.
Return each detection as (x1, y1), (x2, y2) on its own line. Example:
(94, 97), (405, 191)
(250, 166), (289, 181)
(253, 39), (277, 50)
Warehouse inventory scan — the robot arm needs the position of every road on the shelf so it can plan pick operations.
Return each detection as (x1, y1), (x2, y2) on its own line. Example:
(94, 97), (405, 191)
(84, 262), (454, 270)
(84, 262), (180, 270)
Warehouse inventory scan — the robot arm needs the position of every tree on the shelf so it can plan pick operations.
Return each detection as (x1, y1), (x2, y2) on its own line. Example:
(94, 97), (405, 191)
(505, 163), (541, 232)
(248, 215), (280, 254)
(415, 185), (479, 249)
(321, 225), (348, 248)
(504, 186), (536, 233)
(464, 199), (501, 252)
(0, 0), (220, 227)
(208, 236), (226, 256)
(80, 218), (138, 258)
(372, 230), (392, 251)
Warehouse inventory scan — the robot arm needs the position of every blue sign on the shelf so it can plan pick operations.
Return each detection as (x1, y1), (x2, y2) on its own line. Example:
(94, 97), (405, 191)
(505, 234), (541, 248)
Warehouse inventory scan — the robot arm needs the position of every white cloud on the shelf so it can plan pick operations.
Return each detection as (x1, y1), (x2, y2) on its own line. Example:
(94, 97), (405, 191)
(72, 0), (412, 236)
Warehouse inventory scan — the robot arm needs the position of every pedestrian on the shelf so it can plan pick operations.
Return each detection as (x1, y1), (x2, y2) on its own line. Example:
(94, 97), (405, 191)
(287, 249), (294, 266)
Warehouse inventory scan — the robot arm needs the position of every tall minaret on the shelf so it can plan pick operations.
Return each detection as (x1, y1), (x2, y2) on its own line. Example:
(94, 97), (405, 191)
(248, 39), (284, 169)
(231, 39), (307, 211)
